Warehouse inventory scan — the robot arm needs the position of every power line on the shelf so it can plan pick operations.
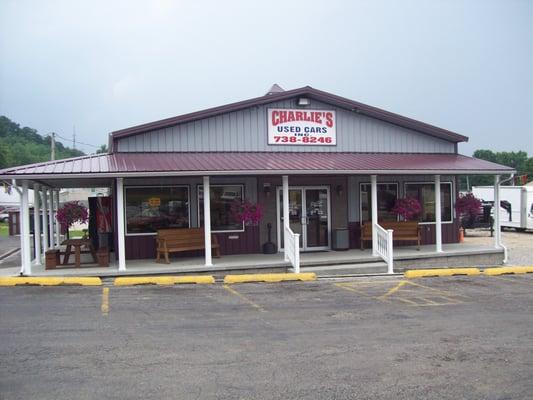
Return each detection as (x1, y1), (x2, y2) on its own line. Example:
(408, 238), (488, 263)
(53, 132), (100, 149)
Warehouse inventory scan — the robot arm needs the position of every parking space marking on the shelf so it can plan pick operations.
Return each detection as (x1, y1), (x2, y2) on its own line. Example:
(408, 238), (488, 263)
(378, 281), (408, 300)
(222, 285), (266, 312)
(101, 287), (109, 316)
(333, 283), (378, 298)
(405, 280), (470, 299)
(334, 279), (467, 307)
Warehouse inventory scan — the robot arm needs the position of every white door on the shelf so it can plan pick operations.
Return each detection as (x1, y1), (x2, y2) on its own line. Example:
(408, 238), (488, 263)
(277, 186), (331, 251)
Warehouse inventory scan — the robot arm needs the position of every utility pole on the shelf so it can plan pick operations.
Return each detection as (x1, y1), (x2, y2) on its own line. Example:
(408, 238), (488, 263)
(73, 125), (76, 150)
(51, 132), (56, 161)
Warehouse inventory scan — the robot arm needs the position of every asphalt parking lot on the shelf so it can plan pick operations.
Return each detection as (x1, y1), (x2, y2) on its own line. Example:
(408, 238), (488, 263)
(1, 274), (533, 400)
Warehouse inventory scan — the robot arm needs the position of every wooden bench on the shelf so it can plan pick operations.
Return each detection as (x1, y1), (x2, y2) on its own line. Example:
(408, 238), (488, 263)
(360, 221), (421, 250)
(156, 228), (221, 264)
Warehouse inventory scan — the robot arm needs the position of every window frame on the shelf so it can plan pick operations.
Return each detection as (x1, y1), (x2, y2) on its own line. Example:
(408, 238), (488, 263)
(359, 182), (399, 223)
(403, 181), (454, 225)
(124, 185), (191, 236)
(197, 184), (246, 233)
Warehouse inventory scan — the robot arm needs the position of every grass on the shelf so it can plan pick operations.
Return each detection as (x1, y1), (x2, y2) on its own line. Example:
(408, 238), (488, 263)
(68, 229), (86, 239)
(0, 222), (8, 237)
(0, 222), (86, 239)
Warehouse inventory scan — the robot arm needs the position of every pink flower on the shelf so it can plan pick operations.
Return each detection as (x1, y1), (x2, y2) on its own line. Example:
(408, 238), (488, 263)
(392, 197), (422, 221)
(56, 201), (88, 230)
(230, 200), (263, 226)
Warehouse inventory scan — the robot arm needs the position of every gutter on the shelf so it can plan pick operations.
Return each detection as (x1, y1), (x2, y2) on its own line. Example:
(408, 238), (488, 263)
(0, 168), (517, 181)
(497, 173), (515, 264)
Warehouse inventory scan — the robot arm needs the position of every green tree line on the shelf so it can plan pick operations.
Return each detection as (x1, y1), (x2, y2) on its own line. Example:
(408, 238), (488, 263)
(460, 149), (533, 190)
(0, 116), (86, 168)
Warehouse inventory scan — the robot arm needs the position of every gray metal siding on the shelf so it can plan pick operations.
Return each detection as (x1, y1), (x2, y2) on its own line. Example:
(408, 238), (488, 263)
(116, 99), (455, 153)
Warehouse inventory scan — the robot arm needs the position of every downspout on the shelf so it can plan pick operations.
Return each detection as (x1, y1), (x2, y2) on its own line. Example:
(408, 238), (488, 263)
(497, 173), (515, 264)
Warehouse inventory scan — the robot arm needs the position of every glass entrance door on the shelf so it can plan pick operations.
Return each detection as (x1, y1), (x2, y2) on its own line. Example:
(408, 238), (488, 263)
(277, 186), (330, 251)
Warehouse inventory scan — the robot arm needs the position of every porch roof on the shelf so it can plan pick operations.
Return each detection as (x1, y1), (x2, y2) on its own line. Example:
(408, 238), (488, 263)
(0, 152), (515, 180)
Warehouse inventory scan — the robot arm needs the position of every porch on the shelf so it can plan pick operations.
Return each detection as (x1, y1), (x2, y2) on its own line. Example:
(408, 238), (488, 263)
(6, 242), (504, 278)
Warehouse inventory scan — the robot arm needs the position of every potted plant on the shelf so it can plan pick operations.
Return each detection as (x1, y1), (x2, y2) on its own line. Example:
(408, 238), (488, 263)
(56, 201), (89, 240)
(391, 197), (422, 221)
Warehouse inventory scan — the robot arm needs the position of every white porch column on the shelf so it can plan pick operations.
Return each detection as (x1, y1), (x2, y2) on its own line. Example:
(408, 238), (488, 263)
(42, 187), (49, 251)
(33, 184), (41, 265)
(203, 176), (213, 267)
(282, 175), (290, 261)
(116, 178), (127, 271)
(494, 175), (501, 248)
(48, 189), (55, 247)
(371, 175), (378, 256)
(20, 181), (32, 275)
(434, 175), (443, 253)
(54, 190), (61, 246)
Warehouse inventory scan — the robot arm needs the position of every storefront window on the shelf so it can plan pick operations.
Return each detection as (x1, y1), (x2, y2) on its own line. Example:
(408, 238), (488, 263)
(198, 185), (244, 232)
(360, 183), (398, 222)
(125, 186), (189, 234)
(404, 183), (452, 222)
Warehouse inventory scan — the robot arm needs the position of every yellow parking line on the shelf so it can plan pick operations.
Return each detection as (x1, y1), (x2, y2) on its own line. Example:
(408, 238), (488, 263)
(222, 285), (266, 312)
(405, 280), (469, 298)
(101, 287), (109, 316)
(395, 297), (419, 305)
(378, 280), (408, 300)
(334, 283), (379, 299)
(414, 296), (440, 305)
(342, 280), (402, 285)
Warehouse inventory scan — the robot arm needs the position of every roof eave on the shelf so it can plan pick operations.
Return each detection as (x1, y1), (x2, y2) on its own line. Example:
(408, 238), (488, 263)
(0, 168), (516, 181)
(109, 86), (468, 146)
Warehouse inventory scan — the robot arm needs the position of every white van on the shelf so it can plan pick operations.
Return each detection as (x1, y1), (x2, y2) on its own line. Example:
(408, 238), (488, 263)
(472, 185), (533, 231)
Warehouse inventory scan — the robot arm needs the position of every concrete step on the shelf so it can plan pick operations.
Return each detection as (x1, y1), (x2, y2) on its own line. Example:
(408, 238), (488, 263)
(300, 261), (388, 276)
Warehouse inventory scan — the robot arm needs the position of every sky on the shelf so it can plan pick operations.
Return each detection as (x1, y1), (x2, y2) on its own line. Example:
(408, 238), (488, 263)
(0, 0), (532, 156)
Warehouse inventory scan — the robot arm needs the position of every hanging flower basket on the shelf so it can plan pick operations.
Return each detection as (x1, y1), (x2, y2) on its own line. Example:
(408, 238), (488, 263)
(391, 197), (421, 221)
(56, 201), (89, 238)
(230, 200), (263, 226)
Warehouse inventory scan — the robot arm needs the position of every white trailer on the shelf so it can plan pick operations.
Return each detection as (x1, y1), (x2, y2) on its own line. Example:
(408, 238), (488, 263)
(472, 185), (533, 231)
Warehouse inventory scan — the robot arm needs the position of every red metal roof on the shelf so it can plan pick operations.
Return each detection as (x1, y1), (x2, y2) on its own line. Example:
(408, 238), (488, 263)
(0, 152), (514, 179)
(110, 86), (468, 146)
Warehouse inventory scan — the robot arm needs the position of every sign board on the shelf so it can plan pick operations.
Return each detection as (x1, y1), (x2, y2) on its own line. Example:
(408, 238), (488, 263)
(268, 109), (336, 145)
(148, 197), (161, 207)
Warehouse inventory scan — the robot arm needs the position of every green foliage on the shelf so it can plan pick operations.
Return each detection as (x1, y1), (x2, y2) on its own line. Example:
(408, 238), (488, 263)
(96, 144), (108, 154)
(459, 149), (533, 190)
(0, 116), (86, 168)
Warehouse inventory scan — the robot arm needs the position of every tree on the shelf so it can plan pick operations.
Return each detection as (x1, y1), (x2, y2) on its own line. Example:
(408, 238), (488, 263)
(0, 116), (85, 168)
(459, 149), (533, 191)
(96, 144), (108, 154)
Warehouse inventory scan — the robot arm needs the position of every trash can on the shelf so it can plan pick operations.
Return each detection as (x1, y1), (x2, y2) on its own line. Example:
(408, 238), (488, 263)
(332, 228), (349, 251)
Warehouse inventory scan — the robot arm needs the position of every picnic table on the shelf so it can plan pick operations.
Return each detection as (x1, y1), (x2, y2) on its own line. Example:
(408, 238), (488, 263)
(61, 238), (97, 268)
